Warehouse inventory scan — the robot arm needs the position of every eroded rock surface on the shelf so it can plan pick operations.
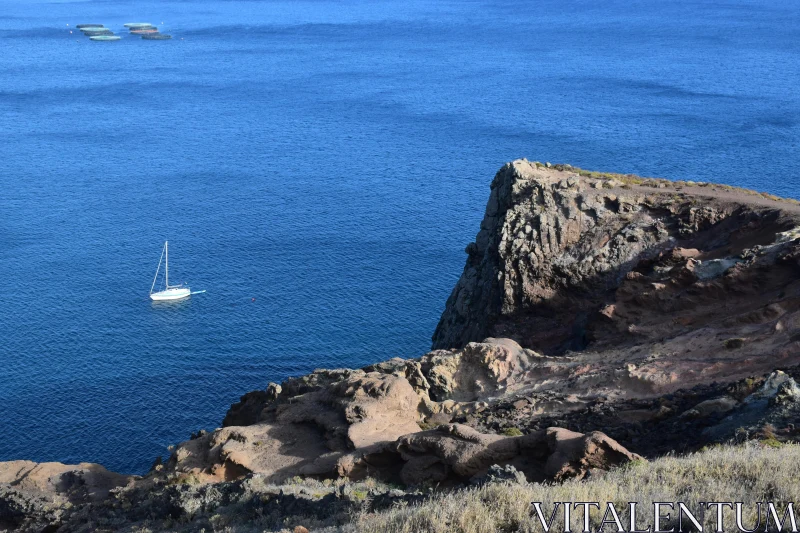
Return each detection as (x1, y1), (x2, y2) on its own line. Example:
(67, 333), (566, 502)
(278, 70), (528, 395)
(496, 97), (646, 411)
(168, 371), (423, 484)
(347, 424), (641, 486)
(162, 333), (655, 487)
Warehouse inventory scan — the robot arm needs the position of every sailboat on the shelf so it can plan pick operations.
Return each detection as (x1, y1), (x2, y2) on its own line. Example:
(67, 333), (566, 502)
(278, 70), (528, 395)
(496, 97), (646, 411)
(149, 241), (192, 301)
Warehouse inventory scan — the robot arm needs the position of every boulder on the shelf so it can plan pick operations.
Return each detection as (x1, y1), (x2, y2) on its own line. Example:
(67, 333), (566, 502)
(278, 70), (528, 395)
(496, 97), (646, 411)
(392, 424), (519, 484)
(539, 428), (642, 481)
(749, 370), (796, 402)
(422, 338), (533, 401)
(276, 372), (422, 449)
(703, 372), (800, 442)
(772, 379), (800, 406)
(681, 396), (739, 418)
(223, 389), (275, 427)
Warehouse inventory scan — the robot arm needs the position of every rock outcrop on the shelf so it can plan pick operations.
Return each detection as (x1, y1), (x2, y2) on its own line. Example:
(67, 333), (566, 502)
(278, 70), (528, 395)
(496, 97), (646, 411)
(0, 461), (134, 532)
(340, 423), (641, 486)
(167, 371), (425, 484)
(162, 337), (643, 485)
(433, 160), (800, 360)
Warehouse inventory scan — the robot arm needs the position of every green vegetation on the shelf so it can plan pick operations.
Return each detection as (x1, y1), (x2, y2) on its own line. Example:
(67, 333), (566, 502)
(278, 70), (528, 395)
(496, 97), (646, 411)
(501, 427), (523, 437)
(727, 376), (763, 400)
(759, 425), (783, 449)
(165, 473), (202, 486)
(349, 489), (369, 501)
(724, 337), (746, 349)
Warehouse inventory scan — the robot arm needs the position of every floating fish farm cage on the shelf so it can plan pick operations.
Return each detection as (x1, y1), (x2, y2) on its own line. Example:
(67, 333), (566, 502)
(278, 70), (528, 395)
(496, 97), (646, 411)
(82, 29), (114, 36)
(74, 23), (119, 41)
(75, 22), (174, 42)
(125, 23), (172, 40)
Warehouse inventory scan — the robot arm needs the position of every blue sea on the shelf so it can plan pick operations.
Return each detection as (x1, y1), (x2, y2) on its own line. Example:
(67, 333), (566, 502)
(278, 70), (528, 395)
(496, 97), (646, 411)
(1, 0), (798, 475)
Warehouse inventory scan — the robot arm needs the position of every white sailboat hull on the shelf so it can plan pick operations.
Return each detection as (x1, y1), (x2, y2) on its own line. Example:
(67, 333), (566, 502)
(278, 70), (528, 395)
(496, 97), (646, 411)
(150, 287), (191, 301)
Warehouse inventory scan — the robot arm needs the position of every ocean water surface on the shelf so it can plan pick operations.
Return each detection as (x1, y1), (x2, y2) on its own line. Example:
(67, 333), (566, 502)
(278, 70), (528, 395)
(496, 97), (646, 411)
(1, 0), (798, 474)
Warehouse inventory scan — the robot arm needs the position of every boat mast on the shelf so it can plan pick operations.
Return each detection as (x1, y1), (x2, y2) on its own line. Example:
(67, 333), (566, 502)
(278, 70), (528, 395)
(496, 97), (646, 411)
(165, 240), (169, 288)
(150, 243), (165, 295)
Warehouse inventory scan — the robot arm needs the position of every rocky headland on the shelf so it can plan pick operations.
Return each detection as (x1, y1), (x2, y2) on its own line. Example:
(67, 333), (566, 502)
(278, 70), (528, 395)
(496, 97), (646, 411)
(3, 160), (800, 532)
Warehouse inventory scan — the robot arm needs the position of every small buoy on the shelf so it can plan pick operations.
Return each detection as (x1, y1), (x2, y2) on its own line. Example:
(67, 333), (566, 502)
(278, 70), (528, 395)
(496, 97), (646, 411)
(251, 297), (256, 302)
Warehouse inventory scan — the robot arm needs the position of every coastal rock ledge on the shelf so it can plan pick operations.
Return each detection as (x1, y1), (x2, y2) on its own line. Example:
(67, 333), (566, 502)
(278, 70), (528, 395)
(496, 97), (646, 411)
(3, 160), (800, 532)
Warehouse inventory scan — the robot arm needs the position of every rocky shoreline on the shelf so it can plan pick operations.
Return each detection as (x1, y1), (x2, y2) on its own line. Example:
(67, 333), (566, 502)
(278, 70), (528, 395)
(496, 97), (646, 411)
(3, 160), (799, 532)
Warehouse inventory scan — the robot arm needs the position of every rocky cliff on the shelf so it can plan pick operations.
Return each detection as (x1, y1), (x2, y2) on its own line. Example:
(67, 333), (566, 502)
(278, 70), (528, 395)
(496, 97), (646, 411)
(433, 160), (800, 358)
(3, 160), (800, 533)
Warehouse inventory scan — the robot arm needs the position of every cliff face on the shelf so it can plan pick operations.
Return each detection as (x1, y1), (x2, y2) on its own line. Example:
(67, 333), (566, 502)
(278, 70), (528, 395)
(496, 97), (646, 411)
(433, 159), (800, 356)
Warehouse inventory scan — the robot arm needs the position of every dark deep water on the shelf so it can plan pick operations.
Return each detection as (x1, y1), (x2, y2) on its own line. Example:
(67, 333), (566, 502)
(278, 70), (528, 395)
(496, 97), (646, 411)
(0, 0), (798, 474)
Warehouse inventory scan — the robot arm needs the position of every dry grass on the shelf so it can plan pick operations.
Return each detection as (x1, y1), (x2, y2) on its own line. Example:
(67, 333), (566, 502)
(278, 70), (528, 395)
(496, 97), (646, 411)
(349, 443), (800, 533)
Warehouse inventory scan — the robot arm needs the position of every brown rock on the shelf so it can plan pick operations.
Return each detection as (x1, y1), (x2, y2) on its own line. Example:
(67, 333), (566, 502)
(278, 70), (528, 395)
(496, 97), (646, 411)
(512, 399), (529, 410)
(337, 424), (641, 486)
(165, 372), (422, 483)
(0, 460), (133, 501)
(423, 338), (533, 401)
(671, 247), (701, 259)
(393, 424), (518, 484)
(0, 460), (134, 533)
(539, 428), (642, 481)
(277, 372), (422, 449)
(164, 422), (333, 483)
